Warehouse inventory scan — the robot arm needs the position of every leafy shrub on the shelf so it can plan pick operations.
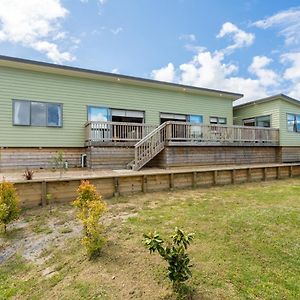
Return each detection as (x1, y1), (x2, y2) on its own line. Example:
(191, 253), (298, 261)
(73, 180), (107, 258)
(0, 181), (21, 233)
(143, 228), (194, 292)
(23, 168), (34, 180)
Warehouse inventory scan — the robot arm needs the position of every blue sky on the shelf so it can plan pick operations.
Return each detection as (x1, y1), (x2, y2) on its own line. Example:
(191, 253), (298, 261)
(1, 0), (300, 103)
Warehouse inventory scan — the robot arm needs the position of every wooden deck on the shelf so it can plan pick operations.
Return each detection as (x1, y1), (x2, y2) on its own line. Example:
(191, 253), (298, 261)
(85, 121), (280, 171)
(5, 162), (300, 208)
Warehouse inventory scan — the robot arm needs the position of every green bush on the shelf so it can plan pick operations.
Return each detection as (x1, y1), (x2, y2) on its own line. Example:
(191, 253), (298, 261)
(0, 181), (21, 233)
(73, 180), (107, 258)
(143, 228), (194, 292)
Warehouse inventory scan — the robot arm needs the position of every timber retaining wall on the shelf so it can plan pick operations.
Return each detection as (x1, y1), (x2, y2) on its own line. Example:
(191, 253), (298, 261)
(11, 163), (300, 208)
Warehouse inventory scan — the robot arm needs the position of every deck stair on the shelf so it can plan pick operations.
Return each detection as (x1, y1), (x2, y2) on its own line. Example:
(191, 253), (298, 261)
(127, 122), (168, 171)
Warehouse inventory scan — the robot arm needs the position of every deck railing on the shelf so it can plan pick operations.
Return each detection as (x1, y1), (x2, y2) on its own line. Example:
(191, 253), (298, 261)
(130, 122), (167, 170)
(166, 122), (280, 145)
(85, 121), (157, 143)
(85, 121), (280, 146)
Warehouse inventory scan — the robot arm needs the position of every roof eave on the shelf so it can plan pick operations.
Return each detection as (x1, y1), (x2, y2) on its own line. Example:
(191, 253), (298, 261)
(234, 93), (300, 109)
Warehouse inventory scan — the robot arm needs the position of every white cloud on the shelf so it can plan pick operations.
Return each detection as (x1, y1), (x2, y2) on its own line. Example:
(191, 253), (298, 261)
(98, 0), (107, 4)
(184, 45), (206, 53)
(217, 22), (255, 52)
(151, 49), (280, 104)
(288, 83), (300, 98)
(111, 68), (119, 74)
(33, 41), (74, 63)
(253, 7), (300, 45)
(111, 27), (123, 35)
(179, 34), (196, 42)
(0, 0), (75, 63)
(248, 56), (279, 86)
(281, 52), (300, 80)
(280, 52), (300, 98)
(151, 63), (176, 82)
(150, 22), (291, 104)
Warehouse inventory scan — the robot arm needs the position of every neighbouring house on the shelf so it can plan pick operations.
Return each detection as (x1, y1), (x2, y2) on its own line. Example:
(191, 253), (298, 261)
(0, 55), (282, 171)
(234, 94), (300, 163)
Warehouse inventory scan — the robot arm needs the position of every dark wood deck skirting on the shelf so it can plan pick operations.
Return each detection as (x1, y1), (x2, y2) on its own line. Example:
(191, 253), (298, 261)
(148, 146), (282, 168)
(0, 147), (85, 170)
(281, 147), (300, 162)
(10, 163), (300, 208)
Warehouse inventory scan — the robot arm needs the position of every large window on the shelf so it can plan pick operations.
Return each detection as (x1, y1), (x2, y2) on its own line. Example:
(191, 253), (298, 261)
(13, 100), (62, 127)
(188, 115), (203, 124)
(160, 113), (203, 124)
(287, 113), (300, 132)
(88, 106), (111, 122)
(87, 107), (145, 123)
(243, 115), (271, 128)
(210, 116), (227, 125)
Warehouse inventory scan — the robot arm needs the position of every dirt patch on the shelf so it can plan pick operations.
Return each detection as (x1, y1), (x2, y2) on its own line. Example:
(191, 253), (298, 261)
(0, 198), (143, 265)
(0, 207), (81, 264)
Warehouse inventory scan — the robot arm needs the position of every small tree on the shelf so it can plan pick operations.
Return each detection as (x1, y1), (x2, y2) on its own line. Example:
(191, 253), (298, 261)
(53, 150), (66, 177)
(143, 228), (194, 292)
(0, 181), (21, 233)
(73, 180), (107, 258)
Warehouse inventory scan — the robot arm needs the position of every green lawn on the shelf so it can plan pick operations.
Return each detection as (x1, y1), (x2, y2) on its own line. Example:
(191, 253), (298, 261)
(1, 179), (300, 299)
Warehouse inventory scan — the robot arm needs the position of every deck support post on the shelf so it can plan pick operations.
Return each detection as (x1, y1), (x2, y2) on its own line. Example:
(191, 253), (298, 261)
(289, 166), (293, 178)
(231, 169), (236, 184)
(113, 177), (120, 197)
(192, 172), (197, 189)
(142, 175), (148, 193)
(213, 170), (218, 185)
(276, 167), (280, 179)
(41, 181), (47, 206)
(247, 168), (252, 182)
(169, 173), (174, 191)
(263, 168), (267, 181)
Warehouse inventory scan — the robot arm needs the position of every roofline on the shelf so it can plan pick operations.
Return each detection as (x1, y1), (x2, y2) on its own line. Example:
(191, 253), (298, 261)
(0, 55), (243, 100)
(234, 93), (300, 109)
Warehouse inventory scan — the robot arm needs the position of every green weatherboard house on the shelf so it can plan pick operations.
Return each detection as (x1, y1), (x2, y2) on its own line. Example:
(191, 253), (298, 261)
(0, 55), (299, 170)
(234, 94), (300, 162)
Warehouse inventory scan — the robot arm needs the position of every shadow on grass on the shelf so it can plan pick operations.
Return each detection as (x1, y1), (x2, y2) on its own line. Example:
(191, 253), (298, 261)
(161, 283), (202, 300)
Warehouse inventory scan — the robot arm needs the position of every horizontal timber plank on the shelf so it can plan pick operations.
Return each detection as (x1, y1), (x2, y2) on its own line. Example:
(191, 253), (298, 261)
(7, 162), (300, 209)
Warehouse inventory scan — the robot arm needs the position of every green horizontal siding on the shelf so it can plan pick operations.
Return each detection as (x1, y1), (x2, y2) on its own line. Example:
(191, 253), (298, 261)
(278, 100), (300, 147)
(234, 98), (300, 146)
(233, 100), (280, 128)
(0, 66), (233, 147)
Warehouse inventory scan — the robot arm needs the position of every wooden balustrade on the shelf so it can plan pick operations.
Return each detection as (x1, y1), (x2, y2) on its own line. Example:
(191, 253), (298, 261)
(166, 122), (279, 146)
(85, 121), (157, 144)
(85, 121), (280, 147)
(130, 122), (167, 170)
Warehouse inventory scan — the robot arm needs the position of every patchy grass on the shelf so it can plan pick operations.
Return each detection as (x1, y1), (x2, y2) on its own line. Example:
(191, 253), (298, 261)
(0, 178), (300, 299)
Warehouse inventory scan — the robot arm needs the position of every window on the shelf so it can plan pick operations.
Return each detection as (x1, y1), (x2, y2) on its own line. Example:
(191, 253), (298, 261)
(48, 103), (62, 127)
(287, 114), (300, 132)
(111, 109), (144, 123)
(188, 115), (203, 124)
(31, 102), (46, 126)
(243, 118), (255, 127)
(256, 115), (271, 128)
(88, 106), (111, 122)
(243, 115), (271, 128)
(13, 100), (62, 127)
(13, 101), (30, 125)
(210, 116), (227, 125)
